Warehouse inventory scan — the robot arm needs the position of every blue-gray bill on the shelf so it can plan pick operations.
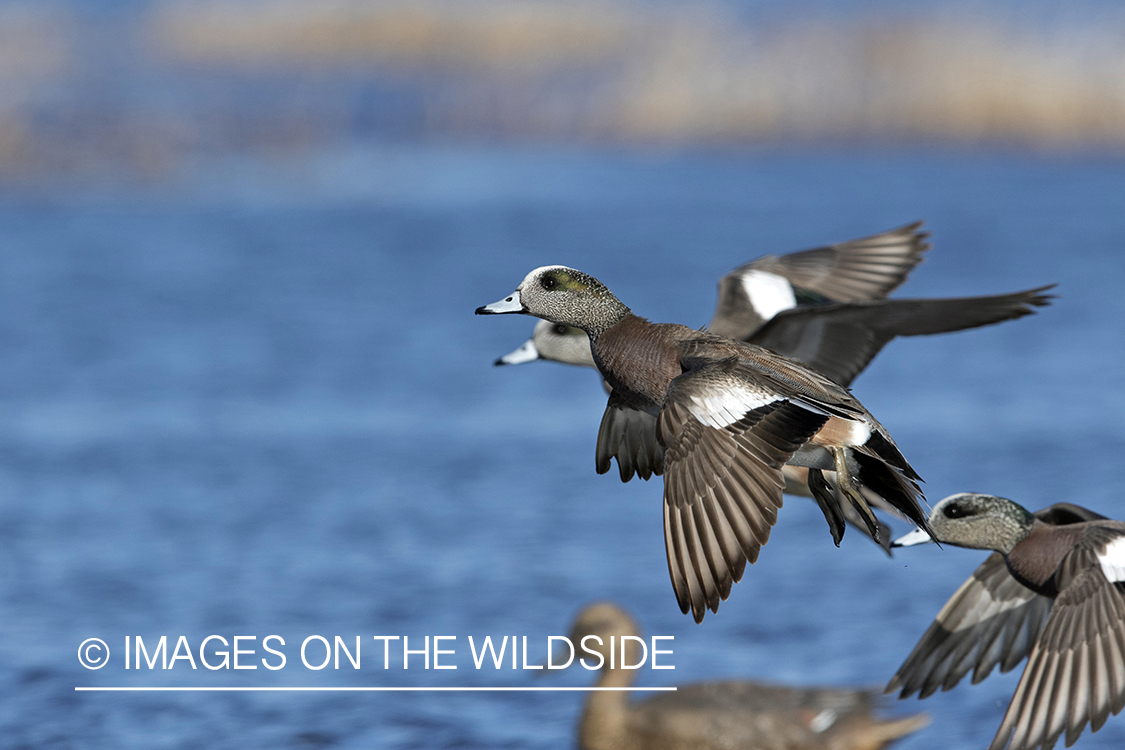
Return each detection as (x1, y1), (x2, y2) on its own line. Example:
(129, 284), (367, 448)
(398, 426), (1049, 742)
(891, 528), (934, 548)
(495, 338), (540, 365)
(476, 290), (525, 315)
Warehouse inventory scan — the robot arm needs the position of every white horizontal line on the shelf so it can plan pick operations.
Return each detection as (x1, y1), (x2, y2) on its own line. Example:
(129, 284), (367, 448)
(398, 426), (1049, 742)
(75, 686), (677, 692)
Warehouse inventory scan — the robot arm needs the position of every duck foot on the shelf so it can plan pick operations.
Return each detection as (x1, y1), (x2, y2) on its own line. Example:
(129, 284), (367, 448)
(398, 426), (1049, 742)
(832, 447), (882, 544)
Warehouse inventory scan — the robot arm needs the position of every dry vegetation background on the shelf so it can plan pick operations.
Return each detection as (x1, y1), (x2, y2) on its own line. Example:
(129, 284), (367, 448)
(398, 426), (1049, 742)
(2, 0), (1124, 183)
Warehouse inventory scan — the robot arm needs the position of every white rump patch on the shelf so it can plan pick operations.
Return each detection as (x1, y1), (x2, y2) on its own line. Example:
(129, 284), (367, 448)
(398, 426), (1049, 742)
(522, 265), (568, 288)
(1098, 535), (1125, 583)
(830, 417), (871, 446)
(687, 387), (780, 429)
(740, 270), (798, 320)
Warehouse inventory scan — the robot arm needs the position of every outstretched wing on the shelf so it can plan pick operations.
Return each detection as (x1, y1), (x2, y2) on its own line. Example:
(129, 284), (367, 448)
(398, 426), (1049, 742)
(595, 392), (664, 482)
(989, 530), (1125, 750)
(709, 222), (929, 340)
(657, 368), (830, 623)
(751, 286), (1055, 387)
(887, 552), (1053, 700)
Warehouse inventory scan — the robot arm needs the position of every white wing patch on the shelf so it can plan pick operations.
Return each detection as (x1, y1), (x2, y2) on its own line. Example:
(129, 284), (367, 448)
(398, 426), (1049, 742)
(1098, 535), (1125, 583)
(740, 270), (798, 320)
(687, 386), (781, 429)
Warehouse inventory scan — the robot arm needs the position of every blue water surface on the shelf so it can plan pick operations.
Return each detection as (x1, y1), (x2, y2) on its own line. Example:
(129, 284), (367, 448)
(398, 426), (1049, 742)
(0, 144), (1123, 748)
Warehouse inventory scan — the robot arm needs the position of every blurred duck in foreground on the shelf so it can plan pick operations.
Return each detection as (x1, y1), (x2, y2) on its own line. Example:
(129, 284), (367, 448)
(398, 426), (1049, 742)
(888, 493), (1125, 750)
(477, 264), (932, 621)
(494, 223), (1053, 551)
(566, 602), (929, 750)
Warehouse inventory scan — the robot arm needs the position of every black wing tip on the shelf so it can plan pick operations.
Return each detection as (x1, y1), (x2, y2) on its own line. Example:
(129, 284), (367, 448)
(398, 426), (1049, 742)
(687, 599), (723, 624)
(1025, 284), (1059, 307)
(678, 597), (692, 617)
(1000, 284), (1057, 315)
(884, 673), (928, 701)
(882, 219), (928, 240)
(618, 461), (635, 483)
(846, 220), (930, 253)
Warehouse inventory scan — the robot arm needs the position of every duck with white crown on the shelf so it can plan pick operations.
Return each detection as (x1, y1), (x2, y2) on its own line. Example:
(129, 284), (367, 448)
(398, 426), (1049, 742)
(478, 265), (934, 622)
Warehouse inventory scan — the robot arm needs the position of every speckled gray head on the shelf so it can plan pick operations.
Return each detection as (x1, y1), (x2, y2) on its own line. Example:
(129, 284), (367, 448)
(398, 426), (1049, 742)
(476, 266), (630, 336)
(893, 492), (1035, 553)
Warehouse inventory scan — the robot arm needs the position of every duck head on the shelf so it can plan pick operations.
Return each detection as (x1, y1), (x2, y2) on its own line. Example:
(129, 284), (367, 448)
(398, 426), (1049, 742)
(476, 266), (631, 337)
(495, 320), (596, 367)
(893, 492), (1035, 554)
(566, 602), (644, 670)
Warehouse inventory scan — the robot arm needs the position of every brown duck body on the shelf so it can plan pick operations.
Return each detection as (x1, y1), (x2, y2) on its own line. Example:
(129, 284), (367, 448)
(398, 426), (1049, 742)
(591, 316), (684, 415)
(1004, 520), (1125, 598)
(570, 602), (930, 750)
(592, 314), (876, 447)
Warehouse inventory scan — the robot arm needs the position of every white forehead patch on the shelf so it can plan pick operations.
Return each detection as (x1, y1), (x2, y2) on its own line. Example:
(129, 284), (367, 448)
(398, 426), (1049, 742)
(1098, 535), (1125, 583)
(740, 270), (798, 320)
(687, 386), (780, 429)
(521, 265), (570, 289)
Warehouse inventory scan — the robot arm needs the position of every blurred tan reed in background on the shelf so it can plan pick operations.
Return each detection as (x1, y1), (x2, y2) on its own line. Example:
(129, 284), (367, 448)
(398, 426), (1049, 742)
(2, 0), (1124, 182)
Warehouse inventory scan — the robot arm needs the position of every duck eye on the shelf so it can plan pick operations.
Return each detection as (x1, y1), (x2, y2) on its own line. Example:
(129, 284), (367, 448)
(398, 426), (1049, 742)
(552, 324), (568, 335)
(943, 503), (969, 519)
(541, 276), (558, 290)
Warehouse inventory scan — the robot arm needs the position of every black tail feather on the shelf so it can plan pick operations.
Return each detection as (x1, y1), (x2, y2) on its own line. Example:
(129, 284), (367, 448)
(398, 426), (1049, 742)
(863, 429), (921, 482)
(852, 450), (931, 535)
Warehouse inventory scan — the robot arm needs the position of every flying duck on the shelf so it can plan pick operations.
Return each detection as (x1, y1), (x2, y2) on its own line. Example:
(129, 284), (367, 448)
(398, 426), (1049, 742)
(564, 602), (930, 750)
(477, 265), (933, 621)
(497, 221), (935, 372)
(888, 493), (1125, 750)
(491, 226), (1052, 550)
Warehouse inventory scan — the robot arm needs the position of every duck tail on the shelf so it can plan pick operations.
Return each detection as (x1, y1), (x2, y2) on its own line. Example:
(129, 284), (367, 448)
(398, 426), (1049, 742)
(850, 448), (930, 536)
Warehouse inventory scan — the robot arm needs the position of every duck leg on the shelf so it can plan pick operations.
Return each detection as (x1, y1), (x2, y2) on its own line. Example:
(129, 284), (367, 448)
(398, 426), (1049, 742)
(831, 447), (882, 543)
